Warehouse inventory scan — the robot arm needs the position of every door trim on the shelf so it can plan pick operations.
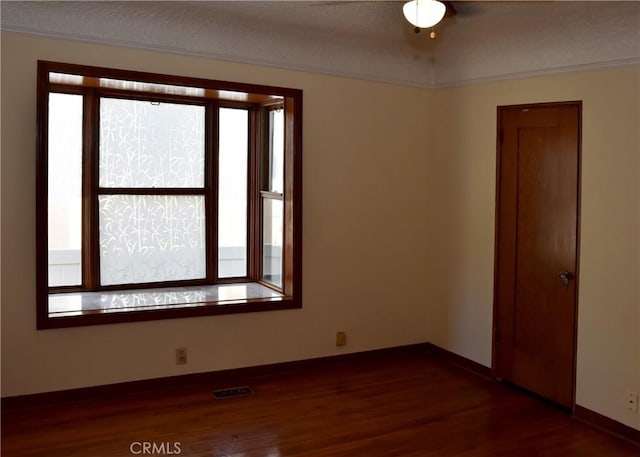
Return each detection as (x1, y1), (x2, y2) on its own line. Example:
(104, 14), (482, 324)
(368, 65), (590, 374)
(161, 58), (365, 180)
(491, 100), (582, 411)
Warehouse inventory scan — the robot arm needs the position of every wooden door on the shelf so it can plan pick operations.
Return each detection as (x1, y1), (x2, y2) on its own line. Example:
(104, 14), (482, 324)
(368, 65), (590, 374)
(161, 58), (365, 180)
(494, 102), (580, 408)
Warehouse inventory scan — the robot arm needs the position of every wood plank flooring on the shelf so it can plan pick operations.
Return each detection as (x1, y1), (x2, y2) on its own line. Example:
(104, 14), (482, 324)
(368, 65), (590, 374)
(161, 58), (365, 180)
(2, 347), (638, 456)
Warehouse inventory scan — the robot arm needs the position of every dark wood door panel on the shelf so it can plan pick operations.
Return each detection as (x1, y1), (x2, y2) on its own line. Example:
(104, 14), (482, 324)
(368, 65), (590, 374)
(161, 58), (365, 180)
(494, 102), (580, 408)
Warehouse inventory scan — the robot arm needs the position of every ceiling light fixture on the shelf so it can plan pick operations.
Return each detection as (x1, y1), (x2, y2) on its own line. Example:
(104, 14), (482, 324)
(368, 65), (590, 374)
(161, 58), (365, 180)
(403, 0), (446, 36)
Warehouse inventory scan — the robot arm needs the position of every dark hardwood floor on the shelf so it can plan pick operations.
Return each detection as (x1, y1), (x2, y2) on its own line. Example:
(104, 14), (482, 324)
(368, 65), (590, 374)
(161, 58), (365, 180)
(2, 347), (638, 456)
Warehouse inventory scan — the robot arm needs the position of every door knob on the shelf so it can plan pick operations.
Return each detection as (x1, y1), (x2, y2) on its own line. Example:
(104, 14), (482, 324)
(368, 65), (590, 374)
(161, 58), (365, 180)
(558, 271), (572, 289)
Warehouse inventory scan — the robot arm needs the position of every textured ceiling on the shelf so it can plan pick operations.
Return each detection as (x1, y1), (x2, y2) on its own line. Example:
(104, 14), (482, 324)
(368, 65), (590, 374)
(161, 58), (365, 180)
(1, 1), (639, 87)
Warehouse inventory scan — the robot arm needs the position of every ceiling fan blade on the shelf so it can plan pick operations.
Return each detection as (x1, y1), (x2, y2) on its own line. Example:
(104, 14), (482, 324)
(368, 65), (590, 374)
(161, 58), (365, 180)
(446, 1), (490, 18)
(310, 1), (366, 6)
(443, 1), (457, 18)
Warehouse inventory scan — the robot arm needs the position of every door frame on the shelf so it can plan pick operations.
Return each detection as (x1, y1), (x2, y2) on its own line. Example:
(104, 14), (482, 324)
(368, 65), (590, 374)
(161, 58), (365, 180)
(491, 100), (583, 410)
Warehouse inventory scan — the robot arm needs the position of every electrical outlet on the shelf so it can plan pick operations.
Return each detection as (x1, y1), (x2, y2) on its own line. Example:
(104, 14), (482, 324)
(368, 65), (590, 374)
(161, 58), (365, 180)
(336, 331), (347, 347)
(176, 347), (188, 365)
(625, 390), (638, 412)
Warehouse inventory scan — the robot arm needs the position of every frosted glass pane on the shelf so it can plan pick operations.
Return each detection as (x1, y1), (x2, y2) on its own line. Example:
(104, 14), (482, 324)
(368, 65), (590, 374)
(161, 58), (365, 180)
(99, 98), (205, 188)
(99, 195), (205, 285)
(262, 198), (283, 288)
(218, 108), (248, 278)
(48, 93), (83, 287)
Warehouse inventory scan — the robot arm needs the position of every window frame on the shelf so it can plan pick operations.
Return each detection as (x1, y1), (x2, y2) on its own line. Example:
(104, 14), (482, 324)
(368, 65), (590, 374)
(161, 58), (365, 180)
(259, 103), (286, 286)
(36, 61), (303, 329)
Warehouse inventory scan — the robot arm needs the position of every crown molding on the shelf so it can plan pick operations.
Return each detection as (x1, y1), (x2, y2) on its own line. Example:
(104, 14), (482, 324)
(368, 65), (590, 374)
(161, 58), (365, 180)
(1, 26), (636, 90)
(431, 57), (640, 89)
(0, 26), (435, 89)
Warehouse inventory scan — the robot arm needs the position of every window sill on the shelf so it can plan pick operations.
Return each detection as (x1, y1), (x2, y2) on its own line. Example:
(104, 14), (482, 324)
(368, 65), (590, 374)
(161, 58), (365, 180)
(41, 283), (297, 329)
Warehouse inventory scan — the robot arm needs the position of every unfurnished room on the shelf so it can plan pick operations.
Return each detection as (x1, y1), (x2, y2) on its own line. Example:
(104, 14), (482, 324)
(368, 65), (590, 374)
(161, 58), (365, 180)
(1, 1), (639, 456)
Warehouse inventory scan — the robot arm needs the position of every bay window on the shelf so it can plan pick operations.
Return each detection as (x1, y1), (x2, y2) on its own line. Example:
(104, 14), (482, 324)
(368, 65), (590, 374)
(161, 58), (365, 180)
(37, 61), (302, 328)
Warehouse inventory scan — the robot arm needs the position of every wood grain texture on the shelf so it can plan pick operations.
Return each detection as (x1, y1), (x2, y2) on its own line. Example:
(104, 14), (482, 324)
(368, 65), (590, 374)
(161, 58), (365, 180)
(495, 102), (581, 408)
(2, 345), (637, 456)
(575, 405), (640, 444)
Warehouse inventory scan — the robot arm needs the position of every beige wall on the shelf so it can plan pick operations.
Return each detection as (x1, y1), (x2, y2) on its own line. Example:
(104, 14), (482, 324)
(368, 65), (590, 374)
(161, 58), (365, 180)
(2, 32), (639, 431)
(430, 66), (640, 430)
(0, 32), (433, 396)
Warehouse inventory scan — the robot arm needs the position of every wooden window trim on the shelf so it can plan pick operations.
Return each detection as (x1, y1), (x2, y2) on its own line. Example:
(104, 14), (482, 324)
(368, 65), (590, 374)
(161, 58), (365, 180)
(36, 61), (303, 329)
